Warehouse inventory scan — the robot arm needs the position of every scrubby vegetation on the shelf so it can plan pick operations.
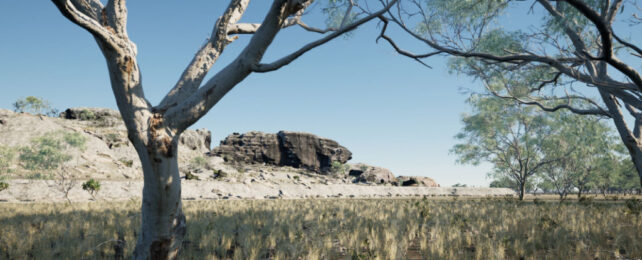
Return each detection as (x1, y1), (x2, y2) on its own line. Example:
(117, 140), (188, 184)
(82, 179), (101, 199)
(12, 96), (58, 116)
(0, 198), (640, 259)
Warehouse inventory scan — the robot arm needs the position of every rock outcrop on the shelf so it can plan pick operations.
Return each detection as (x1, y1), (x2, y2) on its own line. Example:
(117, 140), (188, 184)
(212, 131), (352, 173)
(349, 164), (396, 184)
(180, 128), (212, 152)
(396, 176), (439, 187)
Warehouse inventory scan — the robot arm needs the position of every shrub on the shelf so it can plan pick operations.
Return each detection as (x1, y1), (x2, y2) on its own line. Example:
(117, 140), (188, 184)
(78, 109), (96, 121)
(625, 198), (641, 217)
(19, 131), (86, 171)
(12, 96), (54, 115)
(185, 172), (200, 180)
(0, 181), (8, 192)
(0, 146), (16, 174)
(330, 161), (348, 175)
(213, 169), (228, 179)
(119, 158), (134, 167)
(190, 156), (208, 169)
(82, 179), (101, 199)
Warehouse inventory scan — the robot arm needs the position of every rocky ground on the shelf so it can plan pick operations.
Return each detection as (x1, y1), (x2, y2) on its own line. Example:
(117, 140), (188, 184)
(0, 179), (514, 203)
(0, 108), (516, 202)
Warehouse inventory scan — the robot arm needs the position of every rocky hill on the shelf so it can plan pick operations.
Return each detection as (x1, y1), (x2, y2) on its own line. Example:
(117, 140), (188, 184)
(0, 107), (516, 202)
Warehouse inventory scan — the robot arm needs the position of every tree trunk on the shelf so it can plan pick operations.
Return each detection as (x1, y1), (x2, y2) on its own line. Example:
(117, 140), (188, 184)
(518, 181), (525, 201)
(577, 185), (584, 199)
(132, 135), (186, 259)
(599, 90), (642, 187)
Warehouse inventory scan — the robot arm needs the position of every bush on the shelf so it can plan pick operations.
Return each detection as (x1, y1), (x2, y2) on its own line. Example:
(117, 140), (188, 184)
(190, 156), (208, 169)
(77, 109), (96, 121)
(213, 169), (228, 179)
(0, 146), (16, 174)
(185, 172), (200, 180)
(82, 179), (101, 198)
(330, 161), (348, 175)
(19, 131), (87, 171)
(625, 198), (641, 217)
(0, 181), (8, 192)
(13, 96), (56, 116)
(119, 158), (133, 167)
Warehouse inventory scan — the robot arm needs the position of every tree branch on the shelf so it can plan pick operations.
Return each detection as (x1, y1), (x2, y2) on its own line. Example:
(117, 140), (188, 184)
(158, 0), (250, 109)
(251, 0), (398, 73)
(51, 0), (122, 51)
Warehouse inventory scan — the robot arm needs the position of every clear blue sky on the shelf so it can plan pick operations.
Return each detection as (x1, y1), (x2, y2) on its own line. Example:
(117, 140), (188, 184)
(2, 1), (636, 187)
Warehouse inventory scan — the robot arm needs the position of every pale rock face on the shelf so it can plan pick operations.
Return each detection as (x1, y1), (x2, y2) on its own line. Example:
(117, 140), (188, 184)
(396, 176), (440, 187)
(349, 164), (396, 184)
(0, 108), (213, 180)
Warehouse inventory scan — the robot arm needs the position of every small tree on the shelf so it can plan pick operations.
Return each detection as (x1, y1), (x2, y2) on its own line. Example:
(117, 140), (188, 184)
(452, 96), (560, 200)
(82, 179), (101, 199)
(19, 131), (87, 202)
(12, 96), (57, 116)
(0, 181), (8, 192)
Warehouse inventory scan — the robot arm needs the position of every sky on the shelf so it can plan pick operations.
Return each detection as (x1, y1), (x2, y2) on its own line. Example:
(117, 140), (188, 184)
(0, 1), (638, 187)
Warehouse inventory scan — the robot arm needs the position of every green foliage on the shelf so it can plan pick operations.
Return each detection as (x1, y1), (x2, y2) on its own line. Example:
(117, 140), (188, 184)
(19, 131), (87, 173)
(12, 96), (55, 115)
(185, 172), (200, 181)
(321, 0), (359, 35)
(190, 156), (208, 169)
(0, 146), (16, 174)
(213, 169), (228, 179)
(0, 181), (8, 192)
(451, 183), (467, 187)
(82, 179), (101, 197)
(119, 158), (133, 168)
(330, 161), (348, 175)
(624, 198), (641, 217)
(78, 109), (96, 121)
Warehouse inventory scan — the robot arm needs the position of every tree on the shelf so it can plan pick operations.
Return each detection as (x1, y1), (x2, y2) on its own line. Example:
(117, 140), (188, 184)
(375, 0), (642, 187)
(82, 178), (101, 200)
(13, 96), (57, 116)
(19, 131), (87, 203)
(451, 95), (560, 200)
(50, 0), (396, 258)
(542, 112), (617, 198)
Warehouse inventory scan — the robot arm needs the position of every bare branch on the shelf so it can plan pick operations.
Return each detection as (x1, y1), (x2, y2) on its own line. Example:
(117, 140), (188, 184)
(376, 17), (442, 68)
(252, 0), (399, 73)
(51, 0), (121, 50)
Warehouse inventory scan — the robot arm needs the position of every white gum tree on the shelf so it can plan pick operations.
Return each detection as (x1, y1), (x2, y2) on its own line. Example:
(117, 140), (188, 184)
(50, 0), (395, 258)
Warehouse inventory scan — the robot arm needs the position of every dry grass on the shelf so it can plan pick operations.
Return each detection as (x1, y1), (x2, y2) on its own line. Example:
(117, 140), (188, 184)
(0, 197), (640, 259)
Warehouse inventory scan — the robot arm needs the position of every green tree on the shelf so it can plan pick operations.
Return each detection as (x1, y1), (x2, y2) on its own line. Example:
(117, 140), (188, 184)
(377, 0), (642, 187)
(452, 95), (560, 200)
(19, 131), (86, 176)
(12, 96), (57, 116)
(540, 112), (617, 198)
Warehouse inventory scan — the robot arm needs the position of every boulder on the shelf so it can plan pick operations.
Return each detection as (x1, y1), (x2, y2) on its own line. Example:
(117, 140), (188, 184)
(212, 131), (282, 165)
(354, 165), (396, 184)
(180, 128), (212, 152)
(212, 131), (352, 173)
(396, 176), (439, 187)
(60, 107), (121, 121)
(277, 131), (352, 173)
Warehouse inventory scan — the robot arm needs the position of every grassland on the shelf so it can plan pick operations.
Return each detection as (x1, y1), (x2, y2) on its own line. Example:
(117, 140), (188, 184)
(0, 197), (640, 259)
